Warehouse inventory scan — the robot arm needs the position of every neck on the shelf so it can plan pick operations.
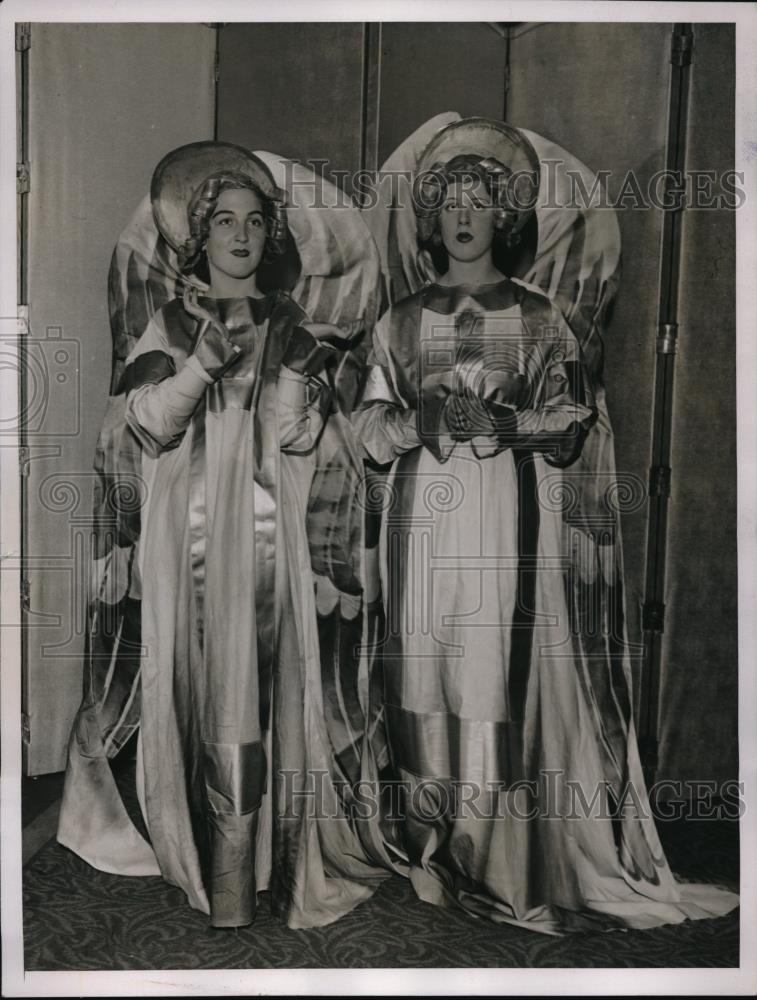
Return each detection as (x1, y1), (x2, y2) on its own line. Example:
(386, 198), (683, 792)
(207, 268), (261, 299)
(438, 253), (503, 288)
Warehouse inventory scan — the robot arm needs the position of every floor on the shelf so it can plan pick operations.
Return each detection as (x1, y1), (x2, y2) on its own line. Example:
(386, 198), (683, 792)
(20, 762), (740, 971)
(21, 770), (66, 866)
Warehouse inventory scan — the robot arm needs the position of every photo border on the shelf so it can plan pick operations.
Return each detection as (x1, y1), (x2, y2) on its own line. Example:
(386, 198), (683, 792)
(1, 1), (755, 995)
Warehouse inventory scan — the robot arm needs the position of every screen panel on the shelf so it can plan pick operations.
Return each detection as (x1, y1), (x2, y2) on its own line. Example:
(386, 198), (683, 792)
(377, 22), (506, 165)
(217, 23), (364, 188)
(658, 23), (738, 788)
(507, 21), (672, 708)
(508, 21), (738, 786)
(24, 22), (215, 774)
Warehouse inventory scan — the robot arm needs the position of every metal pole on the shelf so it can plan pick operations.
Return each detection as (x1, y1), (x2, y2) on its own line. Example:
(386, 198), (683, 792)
(639, 23), (694, 785)
(360, 22), (382, 177)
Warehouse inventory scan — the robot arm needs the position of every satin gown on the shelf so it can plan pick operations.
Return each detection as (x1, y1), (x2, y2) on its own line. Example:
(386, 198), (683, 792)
(58, 292), (385, 928)
(353, 277), (739, 933)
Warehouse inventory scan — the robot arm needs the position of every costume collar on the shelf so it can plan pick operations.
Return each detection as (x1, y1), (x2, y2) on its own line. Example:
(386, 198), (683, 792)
(199, 293), (276, 329)
(422, 278), (521, 315)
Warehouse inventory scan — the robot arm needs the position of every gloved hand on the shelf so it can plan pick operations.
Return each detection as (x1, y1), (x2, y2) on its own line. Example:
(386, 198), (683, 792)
(182, 285), (218, 329)
(302, 320), (365, 351)
(444, 391), (495, 441)
(183, 285), (242, 380)
(282, 321), (364, 377)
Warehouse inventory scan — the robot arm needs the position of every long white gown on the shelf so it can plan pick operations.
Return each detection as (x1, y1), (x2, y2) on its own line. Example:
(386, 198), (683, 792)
(354, 276), (739, 933)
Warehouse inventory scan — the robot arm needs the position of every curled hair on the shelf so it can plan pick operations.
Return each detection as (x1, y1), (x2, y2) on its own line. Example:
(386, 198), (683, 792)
(177, 170), (288, 275)
(412, 153), (539, 277)
(413, 153), (538, 249)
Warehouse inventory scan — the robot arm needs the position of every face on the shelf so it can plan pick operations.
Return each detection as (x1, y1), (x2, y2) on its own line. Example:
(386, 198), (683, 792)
(205, 187), (266, 284)
(439, 178), (496, 263)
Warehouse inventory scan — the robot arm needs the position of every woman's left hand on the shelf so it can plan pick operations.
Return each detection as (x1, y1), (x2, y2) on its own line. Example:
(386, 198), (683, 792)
(445, 392), (494, 440)
(301, 320), (365, 350)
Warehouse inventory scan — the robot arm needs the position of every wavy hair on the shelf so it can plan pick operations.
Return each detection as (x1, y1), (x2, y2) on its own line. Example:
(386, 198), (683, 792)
(413, 153), (538, 245)
(412, 153), (539, 276)
(177, 170), (288, 276)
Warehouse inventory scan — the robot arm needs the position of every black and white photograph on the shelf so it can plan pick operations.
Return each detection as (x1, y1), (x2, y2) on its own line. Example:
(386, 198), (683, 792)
(1, 1), (755, 995)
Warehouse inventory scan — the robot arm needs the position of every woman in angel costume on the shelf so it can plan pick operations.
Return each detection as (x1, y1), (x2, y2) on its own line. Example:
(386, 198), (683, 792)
(355, 116), (739, 933)
(57, 141), (387, 929)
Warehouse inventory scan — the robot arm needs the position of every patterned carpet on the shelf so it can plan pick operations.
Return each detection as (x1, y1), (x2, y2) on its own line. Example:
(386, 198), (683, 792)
(23, 762), (739, 970)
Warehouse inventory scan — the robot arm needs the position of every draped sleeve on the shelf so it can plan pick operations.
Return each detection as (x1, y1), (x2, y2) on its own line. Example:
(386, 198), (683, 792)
(351, 311), (422, 465)
(277, 365), (329, 455)
(123, 297), (335, 459)
(123, 309), (241, 459)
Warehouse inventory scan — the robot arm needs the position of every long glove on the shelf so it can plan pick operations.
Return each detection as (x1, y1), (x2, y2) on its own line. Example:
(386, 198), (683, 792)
(281, 321), (364, 377)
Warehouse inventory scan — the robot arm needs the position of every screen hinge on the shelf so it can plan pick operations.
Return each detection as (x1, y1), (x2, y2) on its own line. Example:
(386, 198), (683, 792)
(657, 322), (679, 355)
(671, 26), (694, 67)
(17, 162), (30, 196)
(642, 600), (666, 633)
(648, 464), (672, 498)
(16, 23), (31, 52)
(21, 712), (31, 745)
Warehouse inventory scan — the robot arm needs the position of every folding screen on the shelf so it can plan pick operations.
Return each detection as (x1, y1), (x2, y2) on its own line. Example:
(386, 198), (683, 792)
(217, 23), (507, 182)
(21, 21), (737, 788)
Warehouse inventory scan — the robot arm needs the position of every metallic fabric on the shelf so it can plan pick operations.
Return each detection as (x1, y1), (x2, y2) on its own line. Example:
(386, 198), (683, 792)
(384, 703), (525, 785)
(353, 284), (738, 931)
(203, 740), (267, 816)
(59, 142), (388, 930)
(59, 291), (387, 929)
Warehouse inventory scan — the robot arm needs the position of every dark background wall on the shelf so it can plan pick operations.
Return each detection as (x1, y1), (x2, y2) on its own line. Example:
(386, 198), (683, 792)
(22, 22), (737, 786)
(374, 23), (507, 164)
(660, 24), (737, 785)
(218, 23), (365, 186)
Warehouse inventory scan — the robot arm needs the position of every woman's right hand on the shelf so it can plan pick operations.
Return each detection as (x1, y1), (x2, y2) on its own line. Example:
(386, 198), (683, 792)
(182, 285), (242, 379)
(182, 284), (217, 327)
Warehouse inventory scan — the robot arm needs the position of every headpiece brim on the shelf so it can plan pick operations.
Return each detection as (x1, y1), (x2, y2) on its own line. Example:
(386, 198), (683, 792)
(150, 141), (281, 252)
(416, 117), (541, 234)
